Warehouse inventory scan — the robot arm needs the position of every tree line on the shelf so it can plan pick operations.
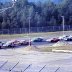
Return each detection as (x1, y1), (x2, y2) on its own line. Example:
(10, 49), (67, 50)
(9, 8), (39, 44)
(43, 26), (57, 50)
(0, 0), (72, 29)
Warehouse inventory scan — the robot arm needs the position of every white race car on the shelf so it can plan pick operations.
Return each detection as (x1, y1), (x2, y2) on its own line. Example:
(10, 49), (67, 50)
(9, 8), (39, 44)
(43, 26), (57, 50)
(3, 39), (20, 48)
(59, 35), (71, 41)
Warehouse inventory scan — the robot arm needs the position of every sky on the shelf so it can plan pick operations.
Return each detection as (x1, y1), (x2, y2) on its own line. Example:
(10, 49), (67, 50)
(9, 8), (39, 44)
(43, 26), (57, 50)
(28, 0), (62, 4)
(0, 0), (62, 4)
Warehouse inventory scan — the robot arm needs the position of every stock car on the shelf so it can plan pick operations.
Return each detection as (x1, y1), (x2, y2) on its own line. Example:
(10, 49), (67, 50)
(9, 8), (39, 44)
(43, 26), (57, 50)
(2, 40), (20, 48)
(50, 38), (60, 43)
(65, 36), (72, 41)
(31, 37), (46, 42)
(49, 35), (72, 43)
(46, 38), (60, 43)
(59, 35), (72, 41)
(19, 40), (29, 46)
(0, 41), (5, 48)
(59, 35), (69, 40)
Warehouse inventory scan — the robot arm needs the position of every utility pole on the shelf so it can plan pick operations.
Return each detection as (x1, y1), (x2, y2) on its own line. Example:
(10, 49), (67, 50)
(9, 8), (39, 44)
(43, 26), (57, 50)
(28, 7), (32, 46)
(61, 16), (65, 36)
(29, 16), (31, 46)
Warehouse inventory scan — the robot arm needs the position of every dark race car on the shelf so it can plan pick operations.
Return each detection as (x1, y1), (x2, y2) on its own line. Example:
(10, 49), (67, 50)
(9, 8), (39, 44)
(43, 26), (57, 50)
(50, 38), (60, 43)
(19, 40), (29, 46)
(0, 43), (2, 48)
(31, 37), (46, 42)
(46, 38), (60, 43)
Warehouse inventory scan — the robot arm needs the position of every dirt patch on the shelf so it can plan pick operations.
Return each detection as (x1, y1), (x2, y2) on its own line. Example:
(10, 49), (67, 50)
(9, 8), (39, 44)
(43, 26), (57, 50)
(15, 45), (53, 52)
(53, 45), (72, 50)
(22, 45), (72, 52)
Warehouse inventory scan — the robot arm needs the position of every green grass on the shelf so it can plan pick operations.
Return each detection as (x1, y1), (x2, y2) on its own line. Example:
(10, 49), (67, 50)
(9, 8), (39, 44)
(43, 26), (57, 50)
(0, 31), (72, 39)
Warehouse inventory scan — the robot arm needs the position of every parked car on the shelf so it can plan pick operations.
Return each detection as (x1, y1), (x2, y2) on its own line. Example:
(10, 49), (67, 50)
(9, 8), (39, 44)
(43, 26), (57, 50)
(31, 37), (46, 42)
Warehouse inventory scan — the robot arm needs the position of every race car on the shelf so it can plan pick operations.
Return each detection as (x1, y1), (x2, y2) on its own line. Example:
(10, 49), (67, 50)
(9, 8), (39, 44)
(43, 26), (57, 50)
(46, 38), (60, 43)
(2, 39), (20, 48)
(19, 40), (29, 46)
(59, 35), (72, 41)
(0, 41), (4, 49)
(65, 36), (72, 41)
(50, 38), (60, 43)
(31, 37), (46, 42)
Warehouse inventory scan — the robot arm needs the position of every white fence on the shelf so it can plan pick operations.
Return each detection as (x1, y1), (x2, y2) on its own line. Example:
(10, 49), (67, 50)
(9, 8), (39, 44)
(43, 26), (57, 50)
(0, 25), (72, 34)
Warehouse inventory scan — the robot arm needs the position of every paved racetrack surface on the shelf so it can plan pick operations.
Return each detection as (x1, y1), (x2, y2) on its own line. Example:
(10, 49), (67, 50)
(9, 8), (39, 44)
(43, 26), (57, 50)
(0, 31), (72, 72)
(0, 48), (72, 72)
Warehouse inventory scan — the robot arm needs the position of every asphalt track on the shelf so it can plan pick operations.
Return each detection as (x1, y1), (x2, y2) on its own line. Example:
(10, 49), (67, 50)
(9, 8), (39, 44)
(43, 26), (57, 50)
(0, 31), (72, 72)
(0, 49), (72, 72)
